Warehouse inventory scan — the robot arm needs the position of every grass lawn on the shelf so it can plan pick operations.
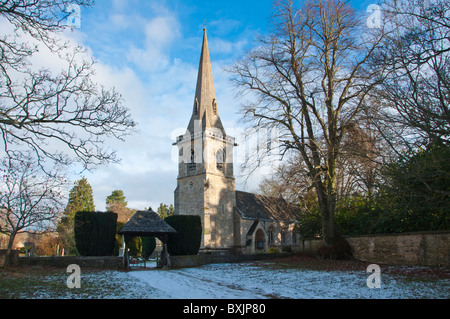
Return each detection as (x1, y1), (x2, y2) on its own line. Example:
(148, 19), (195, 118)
(0, 266), (157, 299)
(265, 254), (450, 281)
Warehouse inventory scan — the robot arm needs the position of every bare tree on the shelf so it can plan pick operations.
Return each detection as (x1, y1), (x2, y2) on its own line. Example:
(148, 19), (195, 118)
(259, 116), (387, 217)
(0, 155), (68, 266)
(231, 0), (386, 246)
(369, 0), (450, 152)
(259, 156), (310, 202)
(0, 0), (136, 171)
(337, 115), (387, 202)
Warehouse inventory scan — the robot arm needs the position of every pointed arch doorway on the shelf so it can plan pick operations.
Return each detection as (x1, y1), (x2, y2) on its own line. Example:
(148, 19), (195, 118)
(245, 221), (268, 253)
(255, 229), (265, 251)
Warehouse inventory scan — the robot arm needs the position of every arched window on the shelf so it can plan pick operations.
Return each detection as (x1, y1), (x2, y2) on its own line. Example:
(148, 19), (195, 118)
(216, 148), (224, 170)
(212, 99), (217, 114)
(194, 98), (199, 115)
(281, 227), (287, 244)
(268, 225), (275, 245)
(187, 148), (196, 172)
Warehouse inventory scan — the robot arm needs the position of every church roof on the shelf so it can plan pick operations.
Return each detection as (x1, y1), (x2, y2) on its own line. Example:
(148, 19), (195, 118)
(235, 191), (299, 223)
(118, 210), (177, 237)
(187, 28), (226, 136)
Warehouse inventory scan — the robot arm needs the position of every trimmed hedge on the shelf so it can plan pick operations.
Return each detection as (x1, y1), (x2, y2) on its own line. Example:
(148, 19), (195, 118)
(142, 236), (156, 260)
(165, 215), (202, 256)
(74, 211), (118, 256)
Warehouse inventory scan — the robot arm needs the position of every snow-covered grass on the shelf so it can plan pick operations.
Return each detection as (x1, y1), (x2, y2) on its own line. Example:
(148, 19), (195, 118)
(0, 268), (166, 299)
(126, 263), (449, 299)
(1, 261), (448, 299)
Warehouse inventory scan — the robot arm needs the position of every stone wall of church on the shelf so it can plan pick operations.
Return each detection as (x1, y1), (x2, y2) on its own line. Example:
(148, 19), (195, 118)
(204, 173), (236, 249)
(174, 173), (206, 245)
(174, 172), (237, 250)
(239, 219), (299, 254)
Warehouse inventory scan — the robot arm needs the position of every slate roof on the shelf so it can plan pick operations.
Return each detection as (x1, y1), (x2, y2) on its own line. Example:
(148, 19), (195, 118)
(118, 210), (177, 237)
(235, 191), (299, 222)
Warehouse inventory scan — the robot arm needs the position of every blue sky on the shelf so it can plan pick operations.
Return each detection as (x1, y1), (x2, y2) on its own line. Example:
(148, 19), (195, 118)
(79, 0), (274, 74)
(59, 0), (377, 211)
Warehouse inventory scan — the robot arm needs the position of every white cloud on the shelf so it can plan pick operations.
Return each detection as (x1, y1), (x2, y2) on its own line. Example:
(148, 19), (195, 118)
(145, 16), (179, 47)
(111, 0), (129, 10)
(109, 14), (133, 29)
(210, 38), (248, 54)
(208, 18), (242, 36)
(127, 8), (181, 71)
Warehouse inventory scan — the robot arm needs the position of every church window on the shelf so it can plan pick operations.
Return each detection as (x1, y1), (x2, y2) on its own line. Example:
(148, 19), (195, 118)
(216, 148), (224, 170)
(188, 148), (196, 172)
(212, 98), (217, 115)
(281, 227), (287, 244)
(268, 225), (275, 245)
(292, 229), (297, 244)
(194, 98), (199, 115)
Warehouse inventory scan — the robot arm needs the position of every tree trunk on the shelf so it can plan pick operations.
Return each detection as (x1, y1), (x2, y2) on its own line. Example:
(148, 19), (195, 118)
(3, 232), (17, 267)
(314, 157), (338, 248)
(324, 154), (338, 247)
(321, 203), (336, 247)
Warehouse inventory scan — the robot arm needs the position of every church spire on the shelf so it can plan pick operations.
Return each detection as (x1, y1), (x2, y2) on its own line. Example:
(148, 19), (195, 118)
(187, 28), (225, 136)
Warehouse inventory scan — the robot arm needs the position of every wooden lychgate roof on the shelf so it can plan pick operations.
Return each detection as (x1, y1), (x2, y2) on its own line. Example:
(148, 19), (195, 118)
(117, 210), (176, 237)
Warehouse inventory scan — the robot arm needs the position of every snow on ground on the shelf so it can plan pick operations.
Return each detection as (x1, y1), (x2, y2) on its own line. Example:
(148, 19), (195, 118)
(127, 267), (263, 299)
(120, 262), (449, 299)
(11, 261), (446, 299)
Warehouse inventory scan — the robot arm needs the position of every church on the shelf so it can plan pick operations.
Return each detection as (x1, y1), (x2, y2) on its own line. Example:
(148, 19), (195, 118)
(173, 29), (299, 255)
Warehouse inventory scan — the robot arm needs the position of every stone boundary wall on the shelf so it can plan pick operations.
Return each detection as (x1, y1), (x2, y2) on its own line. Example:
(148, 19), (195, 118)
(170, 252), (294, 268)
(299, 230), (450, 267)
(17, 256), (123, 269)
(13, 253), (294, 269)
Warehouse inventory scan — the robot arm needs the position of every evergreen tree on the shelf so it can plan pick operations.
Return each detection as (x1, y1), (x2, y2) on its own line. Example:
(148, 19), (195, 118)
(65, 177), (96, 219)
(157, 203), (174, 220)
(106, 190), (128, 209)
(382, 142), (450, 232)
(57, 177), (95, 255)
(106, 190), (132, 223)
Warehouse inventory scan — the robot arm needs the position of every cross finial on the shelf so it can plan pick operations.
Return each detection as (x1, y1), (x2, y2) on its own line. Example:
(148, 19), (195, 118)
(203, 19), (207, 30)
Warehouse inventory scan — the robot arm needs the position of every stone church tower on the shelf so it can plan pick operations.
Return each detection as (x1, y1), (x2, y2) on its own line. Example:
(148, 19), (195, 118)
(174, 29), (240, 251)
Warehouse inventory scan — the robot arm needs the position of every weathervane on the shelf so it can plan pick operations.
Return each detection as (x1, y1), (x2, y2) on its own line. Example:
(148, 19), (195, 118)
(203, 19), (207, 30)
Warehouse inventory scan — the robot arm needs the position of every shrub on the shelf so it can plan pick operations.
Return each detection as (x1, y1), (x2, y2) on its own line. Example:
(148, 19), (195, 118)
(316, 234), (352, 260)
(165, 215), (202, 256)
(74, 211), (117, 256)
(296, 209), (322, 238)
(268, 247), (279, 254)
(128, 237), (142, 258)
(141, 236), (156, 260)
